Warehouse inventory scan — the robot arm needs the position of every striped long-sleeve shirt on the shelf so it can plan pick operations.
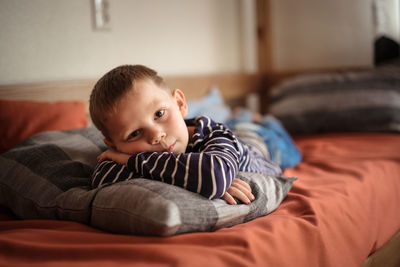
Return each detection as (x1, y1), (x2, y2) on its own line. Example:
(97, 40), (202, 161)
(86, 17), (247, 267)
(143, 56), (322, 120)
(91, 116), (281, 199)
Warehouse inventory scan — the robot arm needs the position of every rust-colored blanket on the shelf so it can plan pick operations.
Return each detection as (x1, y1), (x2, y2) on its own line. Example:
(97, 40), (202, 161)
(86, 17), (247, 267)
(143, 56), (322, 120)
(1, 133), (399, 267)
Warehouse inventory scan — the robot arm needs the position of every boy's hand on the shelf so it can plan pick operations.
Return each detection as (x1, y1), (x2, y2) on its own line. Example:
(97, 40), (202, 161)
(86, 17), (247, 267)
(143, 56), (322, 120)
(222, 178), (255, 205)
(97, 149), (130, 165)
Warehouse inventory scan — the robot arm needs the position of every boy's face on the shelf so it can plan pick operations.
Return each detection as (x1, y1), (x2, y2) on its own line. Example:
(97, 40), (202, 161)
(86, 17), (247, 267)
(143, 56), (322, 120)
(103, 79), (190, 155)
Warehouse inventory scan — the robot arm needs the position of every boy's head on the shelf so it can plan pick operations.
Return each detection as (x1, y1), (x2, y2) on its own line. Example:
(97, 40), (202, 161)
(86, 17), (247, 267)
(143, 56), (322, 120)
(90, 65), (167, 136)
(90, 64), (190, 155)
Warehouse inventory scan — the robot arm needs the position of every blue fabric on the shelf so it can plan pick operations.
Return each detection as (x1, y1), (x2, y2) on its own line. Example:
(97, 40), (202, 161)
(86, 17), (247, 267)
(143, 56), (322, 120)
(226, 110), (302, 169)
(186, 87), (231, 123)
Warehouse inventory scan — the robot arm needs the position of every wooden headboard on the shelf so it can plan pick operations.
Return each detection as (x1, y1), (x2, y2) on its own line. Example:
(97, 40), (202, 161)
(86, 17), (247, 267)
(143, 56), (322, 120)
(0, 72), (265, 105)
(0, 68), (368, 115)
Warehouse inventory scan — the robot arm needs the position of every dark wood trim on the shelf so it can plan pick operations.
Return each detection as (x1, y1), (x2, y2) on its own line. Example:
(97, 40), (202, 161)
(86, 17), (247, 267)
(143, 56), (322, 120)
(256, 0), (273, 73)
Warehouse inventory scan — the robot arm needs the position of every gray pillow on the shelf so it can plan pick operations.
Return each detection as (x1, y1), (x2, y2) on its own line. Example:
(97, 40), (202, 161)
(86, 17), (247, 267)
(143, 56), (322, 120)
(268, 64), (400, 135)
(0, 127), (296, 236)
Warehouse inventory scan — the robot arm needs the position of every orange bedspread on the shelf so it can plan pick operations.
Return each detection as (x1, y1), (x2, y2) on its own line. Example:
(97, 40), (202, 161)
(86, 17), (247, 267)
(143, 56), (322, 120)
(1, 133), (400, 267)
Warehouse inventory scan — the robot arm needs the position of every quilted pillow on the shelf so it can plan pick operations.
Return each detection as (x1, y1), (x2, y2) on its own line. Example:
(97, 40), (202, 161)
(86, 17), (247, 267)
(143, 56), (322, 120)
(0, 99), (88, 153)
(0, 127), (296, 236)
(268, 64), (400, 135)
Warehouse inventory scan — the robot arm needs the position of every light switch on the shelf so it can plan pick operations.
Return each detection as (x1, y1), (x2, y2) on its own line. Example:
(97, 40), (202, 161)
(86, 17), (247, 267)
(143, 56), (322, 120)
(92, 0), (111, 30)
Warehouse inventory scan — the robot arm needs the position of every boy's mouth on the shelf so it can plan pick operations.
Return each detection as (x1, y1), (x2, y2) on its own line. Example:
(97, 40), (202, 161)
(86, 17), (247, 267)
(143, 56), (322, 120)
(165, 142), (176, 153)
(160, 139), (176, 153)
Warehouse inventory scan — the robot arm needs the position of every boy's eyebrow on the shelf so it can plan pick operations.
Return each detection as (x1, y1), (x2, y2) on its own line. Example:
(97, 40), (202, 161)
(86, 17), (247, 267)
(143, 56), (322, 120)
(111, 119), (135, 141)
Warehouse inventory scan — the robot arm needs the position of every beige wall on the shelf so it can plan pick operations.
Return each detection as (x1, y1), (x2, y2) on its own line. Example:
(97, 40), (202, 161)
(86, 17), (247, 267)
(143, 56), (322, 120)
(0, 0), (244, 84)
(0, 0), (382, 84)
(270, 0), (375, 71)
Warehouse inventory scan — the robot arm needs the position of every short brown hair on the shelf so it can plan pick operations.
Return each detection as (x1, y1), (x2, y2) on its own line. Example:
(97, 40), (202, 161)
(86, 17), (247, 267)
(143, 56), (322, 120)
(89, 64), (168, 139)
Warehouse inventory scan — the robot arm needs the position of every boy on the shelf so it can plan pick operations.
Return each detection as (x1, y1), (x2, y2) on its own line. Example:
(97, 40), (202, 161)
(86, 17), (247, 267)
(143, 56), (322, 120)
(89, 65), (282, 205)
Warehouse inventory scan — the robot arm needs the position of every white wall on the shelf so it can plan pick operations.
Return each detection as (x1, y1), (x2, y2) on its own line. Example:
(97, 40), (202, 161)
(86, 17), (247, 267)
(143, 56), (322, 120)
(0, 0), (243, 85)
(270, 0), (375, 71)
(373, 0), (400, 42)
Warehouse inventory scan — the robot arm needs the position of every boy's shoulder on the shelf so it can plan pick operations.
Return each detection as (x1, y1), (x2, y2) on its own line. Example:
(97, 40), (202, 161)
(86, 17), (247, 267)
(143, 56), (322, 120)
(187, 116), (237, 147)
(185, 116), (228, 133)
(185, 115), (225, 126)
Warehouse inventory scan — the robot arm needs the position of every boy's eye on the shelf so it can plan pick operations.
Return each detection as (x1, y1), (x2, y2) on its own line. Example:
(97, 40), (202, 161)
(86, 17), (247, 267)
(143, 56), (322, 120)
(128, 129), (141, 140)
(155, 109), (165, 119)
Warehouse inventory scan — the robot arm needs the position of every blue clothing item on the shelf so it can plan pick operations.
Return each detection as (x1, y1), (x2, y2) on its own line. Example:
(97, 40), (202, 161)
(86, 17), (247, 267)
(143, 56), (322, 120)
(226, 110), (302, 169)
(186, 87), (231, 123)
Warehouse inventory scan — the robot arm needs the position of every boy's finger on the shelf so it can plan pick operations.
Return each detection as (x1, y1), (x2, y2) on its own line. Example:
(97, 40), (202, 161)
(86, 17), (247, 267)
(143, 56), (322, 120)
(232, 183), (255, 202)
(228, 187), (251, 205)
(222, 192), (237, 205)
(233, 178), (252, 192)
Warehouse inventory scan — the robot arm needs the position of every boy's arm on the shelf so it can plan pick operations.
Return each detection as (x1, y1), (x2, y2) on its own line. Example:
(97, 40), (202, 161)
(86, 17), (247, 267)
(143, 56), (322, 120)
(91, 148), (132, 188)
(92, 157), (255, 204)
(128, 148), (238, 199)
(92, 117), (262, 201)
(126, 124), (243, 199)
(92, 128), (241, 199)
(91, 158), (133, 188)
(92, 147), (255, 203)
(92, 150), (238, 197)
(97, 148), (130, 165)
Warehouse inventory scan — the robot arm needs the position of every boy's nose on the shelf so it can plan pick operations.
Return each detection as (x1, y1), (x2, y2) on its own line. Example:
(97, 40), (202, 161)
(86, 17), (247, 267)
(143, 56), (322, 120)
(150, 131), (166, 145)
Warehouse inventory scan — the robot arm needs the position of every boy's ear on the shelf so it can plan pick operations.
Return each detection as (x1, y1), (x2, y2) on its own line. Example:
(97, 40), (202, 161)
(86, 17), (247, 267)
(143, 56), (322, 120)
(104, 138), (116, 150)
(172, 89), (188, 117)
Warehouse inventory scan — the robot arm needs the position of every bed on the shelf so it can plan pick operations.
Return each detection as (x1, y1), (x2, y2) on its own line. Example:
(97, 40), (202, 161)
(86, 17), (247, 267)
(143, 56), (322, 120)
(1, 0), (400, 264)
(1, 59), (400, 266)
